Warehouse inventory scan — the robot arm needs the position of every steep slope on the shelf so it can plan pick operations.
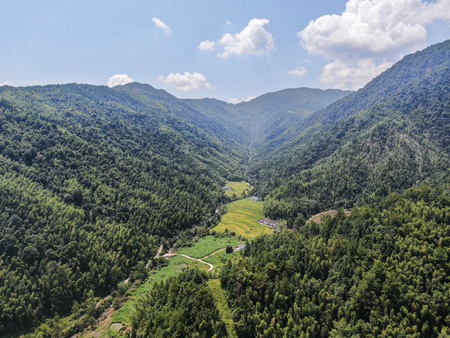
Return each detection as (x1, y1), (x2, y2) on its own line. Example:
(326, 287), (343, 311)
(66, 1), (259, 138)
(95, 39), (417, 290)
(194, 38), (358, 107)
(182, 97), (250, 148)
(184, 87), (351, 153)
(256, 40), (450, 224)
(233, 87), (351, 148)
(0, 83), (243, 334)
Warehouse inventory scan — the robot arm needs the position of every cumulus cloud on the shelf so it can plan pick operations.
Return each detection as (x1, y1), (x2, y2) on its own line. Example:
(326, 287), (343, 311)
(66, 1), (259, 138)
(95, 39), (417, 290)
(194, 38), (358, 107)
(107, 74), (133, 88)
(200, 19), (274, 58)
(152, 17), (171, 34)
(320, 59), (394, 90)
(218, 18), (275, 58)
(1, 81), (13, 87)
(158, 72), (214, 92)
(287, 67), (307, 77)
(199, 39), (216, 51)
(299, 0), (450, 89)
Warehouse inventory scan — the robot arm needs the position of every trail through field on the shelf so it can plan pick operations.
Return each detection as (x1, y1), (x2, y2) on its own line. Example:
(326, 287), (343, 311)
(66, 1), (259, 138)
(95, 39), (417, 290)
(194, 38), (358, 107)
(162, 253), (215, 272)
(201, 248), (225, 259)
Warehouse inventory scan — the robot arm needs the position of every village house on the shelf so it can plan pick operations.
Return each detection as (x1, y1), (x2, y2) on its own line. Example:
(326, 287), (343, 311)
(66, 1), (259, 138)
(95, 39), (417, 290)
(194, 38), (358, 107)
(257, 218), (280, 228)
(236, 244), (246, 251)
(249, 196), (260, 202)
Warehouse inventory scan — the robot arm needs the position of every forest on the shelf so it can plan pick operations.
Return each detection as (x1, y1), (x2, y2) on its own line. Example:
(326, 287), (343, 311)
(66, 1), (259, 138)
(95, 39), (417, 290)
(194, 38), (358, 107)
(0, 41), (449, 336)
(221, 185), (450, 337)
(0, 84), (242, 334)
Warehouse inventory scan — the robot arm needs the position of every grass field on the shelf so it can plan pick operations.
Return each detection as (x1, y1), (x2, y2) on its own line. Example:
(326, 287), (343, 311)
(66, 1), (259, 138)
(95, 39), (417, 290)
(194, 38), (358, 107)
(224, 181), (252, 198)
(82, 194), (272, 336)
(111, 255), (209, 326)
(110, 242), (242, 329)
(208, 279), (237, 337)
(212, 199), (272, 239)
(177, 236), (244, 258)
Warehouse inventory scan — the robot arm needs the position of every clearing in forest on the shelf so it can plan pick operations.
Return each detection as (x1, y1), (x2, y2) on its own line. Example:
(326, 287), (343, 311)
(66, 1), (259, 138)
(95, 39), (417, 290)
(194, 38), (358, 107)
(223, 181), (252, 199)
(212, 199), (272, 239)
(177, 236), (243, 259)
(307, 209), (351, 224)
(109, 236), (244, 327)
(208, 279), (237, 337)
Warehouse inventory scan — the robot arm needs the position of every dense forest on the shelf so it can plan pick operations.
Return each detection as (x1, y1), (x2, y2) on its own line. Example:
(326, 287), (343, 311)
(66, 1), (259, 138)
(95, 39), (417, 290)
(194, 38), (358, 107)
(254, 40), (450, 225)
(0, 40), (449, 336)
(0, 84), (243, 334)
(221, 185), (450, 337)
(131, 269), (226, 337)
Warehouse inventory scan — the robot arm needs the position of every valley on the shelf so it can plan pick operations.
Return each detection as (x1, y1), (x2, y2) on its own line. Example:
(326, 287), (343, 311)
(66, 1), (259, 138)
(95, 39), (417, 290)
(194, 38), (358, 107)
(77, 182), (262, 337)
(0, 40), (449, 337)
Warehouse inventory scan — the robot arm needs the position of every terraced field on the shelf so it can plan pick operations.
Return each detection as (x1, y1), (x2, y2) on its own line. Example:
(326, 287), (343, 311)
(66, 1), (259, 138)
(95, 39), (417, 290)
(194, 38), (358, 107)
(223, 181), (252, 199)
(212, 198), (272, 238)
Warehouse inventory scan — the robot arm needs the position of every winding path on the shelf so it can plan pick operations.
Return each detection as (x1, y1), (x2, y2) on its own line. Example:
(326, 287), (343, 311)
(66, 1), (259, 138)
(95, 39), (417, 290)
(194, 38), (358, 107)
(162, 253), (215, 272)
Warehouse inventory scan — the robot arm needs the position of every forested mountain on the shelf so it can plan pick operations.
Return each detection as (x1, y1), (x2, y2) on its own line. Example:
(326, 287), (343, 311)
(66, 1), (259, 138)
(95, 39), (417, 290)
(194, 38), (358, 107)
(186, 88), (351, 150)
(221, 185), (450, 337)
(232, 88), (352, 149)
(0, 40), (449, 336)
(0, 83), (245, 334)
(255, 40), (450, 225)
(131, 269), (226, 337)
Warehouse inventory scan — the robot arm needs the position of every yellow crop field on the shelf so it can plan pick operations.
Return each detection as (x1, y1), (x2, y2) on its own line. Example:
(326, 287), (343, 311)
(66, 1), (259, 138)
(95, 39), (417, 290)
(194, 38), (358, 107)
(223, 181), (252, 199)
(212, 198), (272, 239)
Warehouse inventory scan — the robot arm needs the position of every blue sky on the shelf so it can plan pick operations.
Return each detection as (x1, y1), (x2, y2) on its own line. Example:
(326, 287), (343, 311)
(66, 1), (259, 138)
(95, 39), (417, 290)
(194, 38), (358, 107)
(1, 0), (449, 102)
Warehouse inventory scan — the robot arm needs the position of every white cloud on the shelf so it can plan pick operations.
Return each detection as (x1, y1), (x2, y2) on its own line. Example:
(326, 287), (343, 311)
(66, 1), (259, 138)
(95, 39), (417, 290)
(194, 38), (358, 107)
(158, 72), (214, 92)
(107, 74), (133, 88)
(299, 0), (450, 89)
(152, 17), (171, 34)
(320, 59), (394, 90)
(287, 67), (307, 77)
(216, 18), (275, 58)
(226, 20), (232, 26)
(228, 96), (255, 104)
(199, 39), (216, 51)
(1, 81), (13, 87)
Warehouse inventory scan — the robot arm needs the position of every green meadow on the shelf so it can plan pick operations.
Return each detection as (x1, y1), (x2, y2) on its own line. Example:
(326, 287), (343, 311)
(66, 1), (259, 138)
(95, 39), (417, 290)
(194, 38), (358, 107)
(212, 198), (272, 239)
(177, 236), (243, 258)
(224, 181), (252, 199)
(111, 255), (209, 327)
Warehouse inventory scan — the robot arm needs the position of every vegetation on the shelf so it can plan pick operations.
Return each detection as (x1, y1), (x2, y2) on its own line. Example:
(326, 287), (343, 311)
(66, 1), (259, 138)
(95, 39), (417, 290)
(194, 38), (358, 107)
(208, 279), (237, 337)
(212, 199), (272, 239)
(221, 185), (450, 337)
(0, 40), (449, 336)
(176, 235), (243, 259)
(0, 83), (243, 335)
(224, 181), (252, 199)
(253, 40), (450, 225)
(131, 269), (226, 337)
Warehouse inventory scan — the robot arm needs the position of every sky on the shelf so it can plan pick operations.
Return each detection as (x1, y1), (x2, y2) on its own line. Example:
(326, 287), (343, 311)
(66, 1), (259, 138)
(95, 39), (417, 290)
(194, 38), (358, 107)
(1, 0), (449, 103)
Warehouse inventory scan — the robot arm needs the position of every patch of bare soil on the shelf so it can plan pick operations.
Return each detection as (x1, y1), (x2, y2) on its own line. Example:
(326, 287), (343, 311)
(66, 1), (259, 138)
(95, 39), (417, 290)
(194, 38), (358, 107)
(82, 307), (116, 337)
(307, 209), (351, 224)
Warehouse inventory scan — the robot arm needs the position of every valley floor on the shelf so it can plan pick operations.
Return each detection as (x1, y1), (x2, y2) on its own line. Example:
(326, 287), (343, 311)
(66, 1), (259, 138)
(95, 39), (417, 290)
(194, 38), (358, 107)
(79, 184), (270, 337)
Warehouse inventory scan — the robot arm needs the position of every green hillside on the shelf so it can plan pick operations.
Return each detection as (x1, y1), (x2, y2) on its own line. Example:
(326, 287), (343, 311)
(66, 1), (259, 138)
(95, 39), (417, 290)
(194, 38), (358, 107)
(221, 185), (450, 337)
(255, 40), (450, 226)
(0, 83), (244, 335)
(0, 40), (449, 337)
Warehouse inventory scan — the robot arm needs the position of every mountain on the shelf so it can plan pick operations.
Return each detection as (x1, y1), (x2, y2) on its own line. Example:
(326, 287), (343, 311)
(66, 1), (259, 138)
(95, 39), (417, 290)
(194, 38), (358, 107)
(233, 87), (352, 148)
(0, 82), (246, 334)
(221, 185), (450, 337)
(0, 40), (448, 336)
(256, 40), (450, 225)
